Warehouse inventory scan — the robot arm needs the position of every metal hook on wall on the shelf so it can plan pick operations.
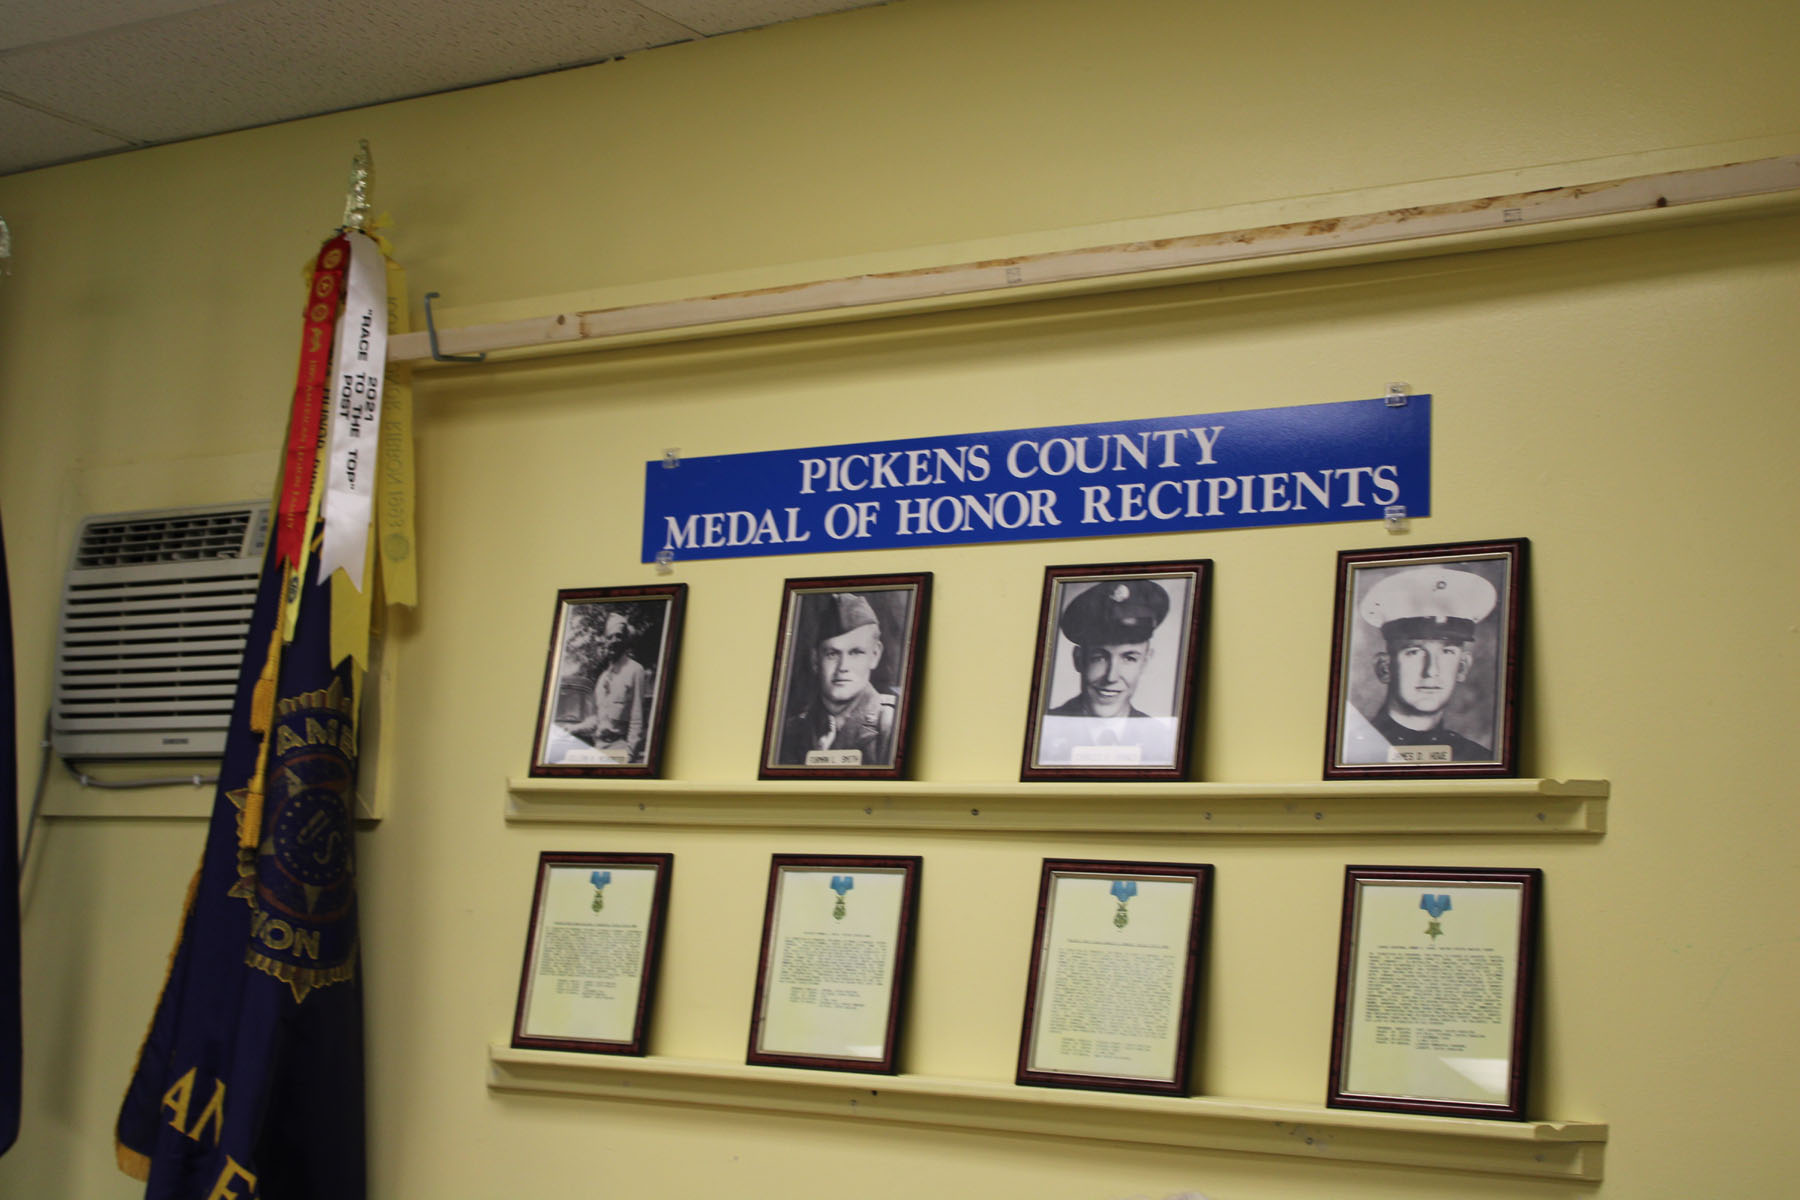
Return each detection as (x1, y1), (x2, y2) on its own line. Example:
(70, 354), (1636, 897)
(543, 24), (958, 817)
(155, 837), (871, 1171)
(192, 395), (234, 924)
(423, 292), (487, 363)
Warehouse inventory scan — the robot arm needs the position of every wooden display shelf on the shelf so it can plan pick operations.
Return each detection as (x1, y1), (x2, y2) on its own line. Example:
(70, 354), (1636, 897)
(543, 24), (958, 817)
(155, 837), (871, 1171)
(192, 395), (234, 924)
(506, 777), (1607, 836)
(488, 1046), (1606, 1180)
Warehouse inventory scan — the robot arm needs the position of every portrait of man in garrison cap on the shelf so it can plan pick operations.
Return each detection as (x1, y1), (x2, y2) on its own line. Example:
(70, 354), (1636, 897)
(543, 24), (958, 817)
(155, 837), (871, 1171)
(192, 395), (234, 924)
(1024, 563), (1209, 780)
(763, 575), (931, 777)
(1327, 541), (1526, 777)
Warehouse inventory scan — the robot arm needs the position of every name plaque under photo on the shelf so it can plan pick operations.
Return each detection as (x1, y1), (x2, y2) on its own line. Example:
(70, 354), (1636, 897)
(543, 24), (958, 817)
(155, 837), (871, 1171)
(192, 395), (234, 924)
(644, 396), (1431, 562)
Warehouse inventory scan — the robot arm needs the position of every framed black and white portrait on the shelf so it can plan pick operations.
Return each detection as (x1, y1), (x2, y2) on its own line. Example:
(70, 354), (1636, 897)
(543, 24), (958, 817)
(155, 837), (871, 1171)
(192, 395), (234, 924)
(1324, 539), (1527, 779)
(759, 573), (931, 780)
(528, 583), (687, 779)
(1021, 561), (1211, 781)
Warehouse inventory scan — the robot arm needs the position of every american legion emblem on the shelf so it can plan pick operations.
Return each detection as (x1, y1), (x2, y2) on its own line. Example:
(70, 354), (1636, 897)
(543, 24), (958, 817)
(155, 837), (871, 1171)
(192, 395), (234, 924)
(228, 674), (359, 1002)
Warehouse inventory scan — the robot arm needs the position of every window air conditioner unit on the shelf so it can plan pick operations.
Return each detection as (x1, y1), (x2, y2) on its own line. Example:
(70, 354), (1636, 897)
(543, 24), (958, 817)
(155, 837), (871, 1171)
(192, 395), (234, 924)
(51, 501), (270, 759)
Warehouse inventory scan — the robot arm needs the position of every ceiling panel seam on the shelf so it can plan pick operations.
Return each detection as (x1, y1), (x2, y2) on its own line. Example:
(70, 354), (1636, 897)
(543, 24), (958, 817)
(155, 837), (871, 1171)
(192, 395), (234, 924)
(0, 88), (141, 145)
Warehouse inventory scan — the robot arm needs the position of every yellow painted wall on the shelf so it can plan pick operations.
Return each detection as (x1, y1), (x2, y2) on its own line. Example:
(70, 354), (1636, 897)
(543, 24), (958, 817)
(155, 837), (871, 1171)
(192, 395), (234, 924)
(2, 1), (1797, 1196)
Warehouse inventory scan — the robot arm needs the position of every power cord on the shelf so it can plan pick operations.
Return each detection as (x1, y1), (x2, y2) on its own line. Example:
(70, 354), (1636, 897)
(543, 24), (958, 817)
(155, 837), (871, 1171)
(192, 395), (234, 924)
(17, 722), (217, 872)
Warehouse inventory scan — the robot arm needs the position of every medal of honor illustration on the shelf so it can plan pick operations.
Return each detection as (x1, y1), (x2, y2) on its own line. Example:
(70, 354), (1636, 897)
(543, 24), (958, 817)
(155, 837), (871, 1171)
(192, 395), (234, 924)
(830, 874), (854, 920)
(1110, 878), (1138, 929)
(590, 869), (612, 913)
(1420, 892), (1452, 940)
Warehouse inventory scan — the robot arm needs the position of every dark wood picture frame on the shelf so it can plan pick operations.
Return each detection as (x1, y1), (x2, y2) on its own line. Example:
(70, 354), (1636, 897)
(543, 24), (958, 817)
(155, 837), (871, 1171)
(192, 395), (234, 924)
(528, 583), (688, 779)
(1021, 560), (1211, 781)
(758, 573), (931, 780)
(1015, 858), (1212, 1095)
(511, 851), (674, 1056)
(1327, 865), (1542, 1120)
(746, 854), (922, 1074)
(1323, 539), (1526, 779)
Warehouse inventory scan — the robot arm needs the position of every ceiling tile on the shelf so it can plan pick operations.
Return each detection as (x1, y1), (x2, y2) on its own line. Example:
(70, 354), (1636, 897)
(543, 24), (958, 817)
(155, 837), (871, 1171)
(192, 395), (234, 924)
(0, 0), (698, 146)
(0, 0), (232, 53)
(0, 0), (893, 176)
(642, 1), (884, 38)
(0, 95), (134, 173)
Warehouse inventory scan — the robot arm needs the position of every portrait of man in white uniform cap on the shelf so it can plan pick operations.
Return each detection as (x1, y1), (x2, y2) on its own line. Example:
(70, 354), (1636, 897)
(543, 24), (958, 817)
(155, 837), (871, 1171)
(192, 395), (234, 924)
(1330, 541), (1525, 773)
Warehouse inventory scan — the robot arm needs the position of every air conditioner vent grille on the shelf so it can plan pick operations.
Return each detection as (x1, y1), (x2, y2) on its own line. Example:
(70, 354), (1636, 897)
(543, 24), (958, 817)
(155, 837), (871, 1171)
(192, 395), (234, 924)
(53, 501), (269, 758)
(75, 506), (262, 567)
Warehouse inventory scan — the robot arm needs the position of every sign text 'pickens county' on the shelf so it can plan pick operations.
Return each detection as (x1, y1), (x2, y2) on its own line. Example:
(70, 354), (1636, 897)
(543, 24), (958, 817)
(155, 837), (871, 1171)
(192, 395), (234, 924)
(640, 396), (1430, 562)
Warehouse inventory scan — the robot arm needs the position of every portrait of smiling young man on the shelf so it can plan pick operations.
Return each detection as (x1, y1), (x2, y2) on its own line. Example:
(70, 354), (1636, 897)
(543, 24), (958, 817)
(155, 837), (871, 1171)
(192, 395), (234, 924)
(1048, 579), (1169, 721)
(1025, 565), (1209, 779)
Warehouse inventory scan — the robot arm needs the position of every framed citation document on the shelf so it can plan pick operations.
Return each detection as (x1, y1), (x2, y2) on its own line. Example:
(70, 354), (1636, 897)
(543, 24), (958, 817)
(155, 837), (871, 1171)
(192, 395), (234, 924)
(511, 852), (673, 1056)
(1328, 865), (1542, 1119)
(746, 854), (921, 1074)
(1016, 859), (1212, 1094)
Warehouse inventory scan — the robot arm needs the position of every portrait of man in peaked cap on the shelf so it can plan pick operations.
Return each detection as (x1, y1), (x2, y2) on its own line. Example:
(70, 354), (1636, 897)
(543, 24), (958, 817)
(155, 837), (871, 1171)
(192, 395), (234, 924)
(1025, 564), (1208, 777)
(1050, 577), (1173, 721)
(764, 576), (930, 775)
(1330, 542), (1525, 774)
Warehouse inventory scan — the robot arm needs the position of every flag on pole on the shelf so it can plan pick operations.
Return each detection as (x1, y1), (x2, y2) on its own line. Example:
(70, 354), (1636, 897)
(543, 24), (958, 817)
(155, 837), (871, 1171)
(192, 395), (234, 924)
(115, 525), (365, 1199)
(116, 143), (404, 1199)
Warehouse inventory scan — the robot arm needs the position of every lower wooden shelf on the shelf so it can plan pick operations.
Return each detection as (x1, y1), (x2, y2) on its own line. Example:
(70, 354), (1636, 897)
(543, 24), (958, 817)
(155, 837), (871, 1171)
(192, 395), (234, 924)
(487, 1046), (1606, 1181)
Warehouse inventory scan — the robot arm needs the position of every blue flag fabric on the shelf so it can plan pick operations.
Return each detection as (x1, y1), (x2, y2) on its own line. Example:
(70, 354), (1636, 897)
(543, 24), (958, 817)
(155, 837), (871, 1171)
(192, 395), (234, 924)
(115, 536), (363, 1198)
(0, 512), (21, 1156)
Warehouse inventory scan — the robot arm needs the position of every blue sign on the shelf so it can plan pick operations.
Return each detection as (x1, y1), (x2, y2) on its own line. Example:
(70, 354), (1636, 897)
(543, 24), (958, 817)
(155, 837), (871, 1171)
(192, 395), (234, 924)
(641, 396), (1430, 562)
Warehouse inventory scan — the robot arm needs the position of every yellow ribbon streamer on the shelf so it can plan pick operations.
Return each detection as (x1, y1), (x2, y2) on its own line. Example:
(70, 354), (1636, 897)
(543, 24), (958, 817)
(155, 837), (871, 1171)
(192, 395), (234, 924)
(376, 255), (418, 608)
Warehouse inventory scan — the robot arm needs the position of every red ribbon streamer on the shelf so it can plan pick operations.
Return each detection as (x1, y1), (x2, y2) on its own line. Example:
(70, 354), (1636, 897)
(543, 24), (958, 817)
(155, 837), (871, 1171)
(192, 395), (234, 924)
(276, 235), (351, 569)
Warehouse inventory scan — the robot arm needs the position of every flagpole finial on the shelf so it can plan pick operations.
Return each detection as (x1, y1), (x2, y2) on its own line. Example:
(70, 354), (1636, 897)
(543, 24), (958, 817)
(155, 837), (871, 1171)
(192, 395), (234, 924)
(342, 140), (373, 232)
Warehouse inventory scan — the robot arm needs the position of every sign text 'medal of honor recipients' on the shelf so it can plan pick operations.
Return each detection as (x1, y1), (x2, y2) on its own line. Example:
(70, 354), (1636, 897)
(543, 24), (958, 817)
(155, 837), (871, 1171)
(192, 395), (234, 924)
(642, 396), (1431, 563)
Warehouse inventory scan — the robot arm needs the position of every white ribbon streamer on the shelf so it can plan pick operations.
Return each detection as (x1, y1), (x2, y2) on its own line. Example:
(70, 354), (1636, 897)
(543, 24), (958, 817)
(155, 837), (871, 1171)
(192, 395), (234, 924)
(317, 231), (388, 589)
